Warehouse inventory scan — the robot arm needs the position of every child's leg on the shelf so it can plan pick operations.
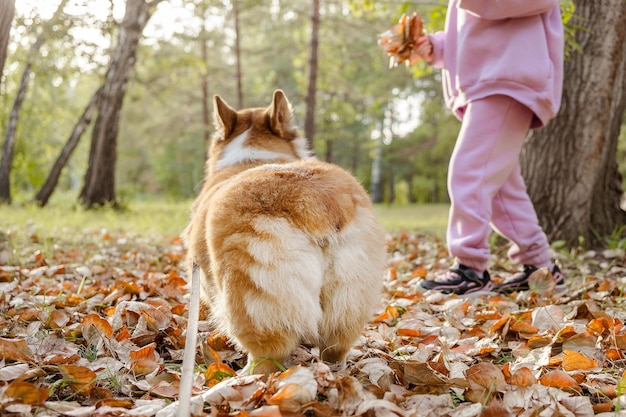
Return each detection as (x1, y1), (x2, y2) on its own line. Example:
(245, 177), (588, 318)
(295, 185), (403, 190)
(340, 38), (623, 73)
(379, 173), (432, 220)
(447, 95), (534, 272)
(491, 165), (551, 268)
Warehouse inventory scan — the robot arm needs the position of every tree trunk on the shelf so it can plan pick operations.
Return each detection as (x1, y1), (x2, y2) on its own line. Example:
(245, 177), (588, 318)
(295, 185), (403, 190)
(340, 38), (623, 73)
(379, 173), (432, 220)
(0, 0), (15, 87)
(79, 0), (162, 208)
(34, 87), (103, 206)
(199, 3), (211, 153)
(0, 37), (42, 204)
(304, 0), (320, 151)
(405, 173), (416, 203)
(0, 0), (69, 204)
(233, 0), (243, 109)
(370, 135), (383, 203)
(521, 0), (626, 245)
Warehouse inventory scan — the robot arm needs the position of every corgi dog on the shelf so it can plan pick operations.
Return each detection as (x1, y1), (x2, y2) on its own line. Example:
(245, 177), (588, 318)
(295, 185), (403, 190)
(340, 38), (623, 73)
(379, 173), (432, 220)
(184, 90), (386, 375)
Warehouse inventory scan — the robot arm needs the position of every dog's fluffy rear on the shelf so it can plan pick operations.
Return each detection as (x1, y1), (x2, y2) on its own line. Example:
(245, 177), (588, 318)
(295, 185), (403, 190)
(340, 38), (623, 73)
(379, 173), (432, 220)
(185, 90), (386, 374)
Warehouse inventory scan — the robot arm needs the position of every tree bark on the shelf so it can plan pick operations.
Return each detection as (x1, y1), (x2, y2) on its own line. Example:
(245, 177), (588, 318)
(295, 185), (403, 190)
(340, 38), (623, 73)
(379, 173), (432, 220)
(79, 0), (162, 208)
(0, 0), (15, 87)
(34, 87), (104, 206)
(304, 0), (320, 151)
(0, 0), (68, 204)
(521, 0), (626, 245)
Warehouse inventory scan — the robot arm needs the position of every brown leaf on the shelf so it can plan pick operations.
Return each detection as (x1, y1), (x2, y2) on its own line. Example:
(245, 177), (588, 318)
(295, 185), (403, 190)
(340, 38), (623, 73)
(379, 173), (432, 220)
(0, 338), (35, 363)
(509, 367), (536, 387)
(562, 349), (599, 371)
(539, 370), (581, 393)
(480, 400), (512, 417)
(82, 314), (113, 338)
(266, 383), (312, 413)
(128, 343), (160, 376)
(5, 380), (49, 404)
(465, 363), (507, 403)
(58, 364), (97, 393)
(390, 360), (448, 393)
(510, 320), (539, 335)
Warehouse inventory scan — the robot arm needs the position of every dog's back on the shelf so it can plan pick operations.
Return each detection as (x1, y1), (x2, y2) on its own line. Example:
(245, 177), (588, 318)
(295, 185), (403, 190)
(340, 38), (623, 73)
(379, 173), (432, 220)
(185, 90), (386, 374)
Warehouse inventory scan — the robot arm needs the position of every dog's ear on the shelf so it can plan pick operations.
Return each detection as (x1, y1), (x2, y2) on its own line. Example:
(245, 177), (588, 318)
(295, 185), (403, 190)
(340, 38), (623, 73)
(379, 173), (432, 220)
(267, 89), (294, 138)
(213, 95), (237, 139)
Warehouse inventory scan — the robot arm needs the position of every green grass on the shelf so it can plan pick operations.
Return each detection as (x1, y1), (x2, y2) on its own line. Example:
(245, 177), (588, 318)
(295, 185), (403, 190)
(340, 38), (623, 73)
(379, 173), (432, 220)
(0, 199), (449, 241)
(375, 203), (448, 237)
(0, 199), (192, 240)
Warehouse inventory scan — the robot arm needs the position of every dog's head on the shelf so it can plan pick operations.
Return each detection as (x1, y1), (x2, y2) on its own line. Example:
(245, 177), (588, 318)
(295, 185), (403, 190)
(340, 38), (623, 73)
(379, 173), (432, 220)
(207, 90), (311, 174)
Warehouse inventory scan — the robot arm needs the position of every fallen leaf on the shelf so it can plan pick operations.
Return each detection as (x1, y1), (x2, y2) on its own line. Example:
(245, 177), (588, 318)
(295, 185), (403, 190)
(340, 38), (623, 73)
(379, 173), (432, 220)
(509, 367), (536, 387)
(562, 349), (599, 371)
(128, 343), (160, 376)
(58, 364), (97, 394)
(0, 338), (35, 363)
(5, 380), (49, 404)
(539, 370), (581, 393)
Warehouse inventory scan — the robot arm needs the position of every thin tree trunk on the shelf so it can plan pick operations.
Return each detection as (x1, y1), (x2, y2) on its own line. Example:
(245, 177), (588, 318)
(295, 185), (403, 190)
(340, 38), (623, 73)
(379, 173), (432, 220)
(79, 0), (163, 208)
(521, 0), (626, 245)
(304, 0), (320, 151)
(200, 5), (210, 152)
(387, 168), (395, 203)
(0, 0), (15, 87)
(405, 174), (416, 203)
(233, 0), (243, 109)
(0, 37), (41, 204)
(34, 87), (103, 206)
(0, 0), (69, 204)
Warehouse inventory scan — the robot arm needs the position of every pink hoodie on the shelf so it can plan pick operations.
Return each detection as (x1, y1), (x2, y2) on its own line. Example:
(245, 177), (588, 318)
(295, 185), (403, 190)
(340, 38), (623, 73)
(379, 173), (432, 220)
(429, 0), (564, 128)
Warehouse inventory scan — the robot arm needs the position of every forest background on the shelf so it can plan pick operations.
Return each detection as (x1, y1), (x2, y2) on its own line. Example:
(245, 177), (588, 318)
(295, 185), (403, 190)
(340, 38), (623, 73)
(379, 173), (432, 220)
(0, 0), (625, 246)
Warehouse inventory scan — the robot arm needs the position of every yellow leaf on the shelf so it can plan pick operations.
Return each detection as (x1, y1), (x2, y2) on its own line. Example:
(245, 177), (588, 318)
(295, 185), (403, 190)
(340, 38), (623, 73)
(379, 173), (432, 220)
(205, 362), (236, 387)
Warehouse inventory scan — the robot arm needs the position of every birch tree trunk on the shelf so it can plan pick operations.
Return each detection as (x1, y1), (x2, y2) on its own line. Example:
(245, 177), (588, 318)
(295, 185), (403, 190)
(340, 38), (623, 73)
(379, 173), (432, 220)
(521, 0), (626, 245)
(304, 0), (320, 151)
(79, 0), (163, 208)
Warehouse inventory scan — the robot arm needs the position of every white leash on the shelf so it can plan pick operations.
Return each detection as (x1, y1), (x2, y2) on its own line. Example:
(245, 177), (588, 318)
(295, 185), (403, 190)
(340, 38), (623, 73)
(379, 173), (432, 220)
(177, 264), (201, 417)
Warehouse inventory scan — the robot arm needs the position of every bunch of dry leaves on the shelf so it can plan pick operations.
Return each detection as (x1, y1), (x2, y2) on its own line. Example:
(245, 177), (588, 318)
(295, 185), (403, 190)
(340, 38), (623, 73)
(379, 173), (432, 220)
(1, 228), (625, 416)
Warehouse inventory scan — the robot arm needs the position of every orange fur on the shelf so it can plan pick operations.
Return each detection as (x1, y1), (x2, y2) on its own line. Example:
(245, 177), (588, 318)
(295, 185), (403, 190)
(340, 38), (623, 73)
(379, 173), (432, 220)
(184, 90), (386, 375)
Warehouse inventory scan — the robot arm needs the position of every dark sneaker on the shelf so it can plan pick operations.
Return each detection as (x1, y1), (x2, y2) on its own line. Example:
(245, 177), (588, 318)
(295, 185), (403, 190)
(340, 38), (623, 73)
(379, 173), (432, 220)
(492, 263), (565, 294)
(420, 263), (491, 295)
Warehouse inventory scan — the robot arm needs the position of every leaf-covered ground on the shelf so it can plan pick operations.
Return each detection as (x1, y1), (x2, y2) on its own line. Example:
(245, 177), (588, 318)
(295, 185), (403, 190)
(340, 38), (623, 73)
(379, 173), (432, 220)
(1, 228), (626, 416)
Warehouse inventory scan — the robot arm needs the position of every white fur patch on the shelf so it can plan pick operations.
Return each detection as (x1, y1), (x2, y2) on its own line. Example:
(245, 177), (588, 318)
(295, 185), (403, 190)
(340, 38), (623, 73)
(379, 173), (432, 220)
(216, 129), (310, 171)
(244, 217), (323, 337)
(292, 136), (313, 160)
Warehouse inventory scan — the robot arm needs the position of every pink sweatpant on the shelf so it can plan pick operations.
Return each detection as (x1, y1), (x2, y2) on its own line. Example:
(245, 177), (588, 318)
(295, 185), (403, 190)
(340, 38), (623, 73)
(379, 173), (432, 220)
(447, 95), (551, 272)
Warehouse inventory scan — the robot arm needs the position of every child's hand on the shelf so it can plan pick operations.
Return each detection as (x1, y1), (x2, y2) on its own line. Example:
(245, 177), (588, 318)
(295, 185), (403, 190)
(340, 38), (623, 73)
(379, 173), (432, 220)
(411, 36), (434, 65)
(378, 12), (424, 68)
